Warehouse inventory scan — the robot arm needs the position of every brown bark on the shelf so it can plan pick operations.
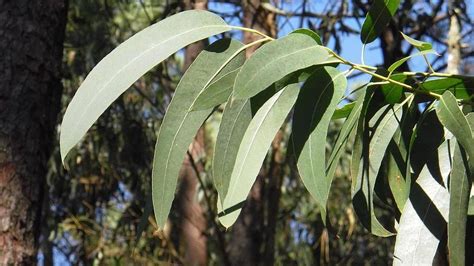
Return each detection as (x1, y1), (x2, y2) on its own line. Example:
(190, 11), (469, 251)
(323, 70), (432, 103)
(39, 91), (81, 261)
(0, 0), (67, 264)
(227, 1), (279, 265)
(173, 1), (208, 265)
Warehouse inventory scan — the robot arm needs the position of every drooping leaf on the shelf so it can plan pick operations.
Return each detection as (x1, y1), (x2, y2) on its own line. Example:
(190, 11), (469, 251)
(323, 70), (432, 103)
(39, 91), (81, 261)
(291, 28), (322, 45)
(400, 32), (433, 51)
(219, 84), (300, 228)
(292, 66), (347, 220)
(380, 73), (406, 104)
(394, 140), (453, 265)
(191, 68), (241, 111)
(213, 98), (252, 202)
(352, 104), (401, 237)
(435, 91), (474, 160)
(332, 102), (356, 120)
(60, 10), (231, 162)
(448, 140), (472, 266)
(387, 50), (438, 74)
(360, 0), (401, 44)
(152, 39), (245, 229)
(420, 77), (474, 100)
(233, 33), (336, 99)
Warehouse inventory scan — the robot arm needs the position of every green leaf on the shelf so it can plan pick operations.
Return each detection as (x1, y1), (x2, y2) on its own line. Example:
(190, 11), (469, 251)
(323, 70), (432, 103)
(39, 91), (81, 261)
(448, 140), (472, 266)
(60, 10), (231, 162)
(352, 104), (401, 237)
(435, 91), (474, 160)
(219, 84), (300, 228)
(380, 73), (406, 104)
(152, 39), (245, 229)
(233, 33), (336, 100)
(387, 50), (438, 74)
(400, 32), (433, 51)
(332, 102), (356, 120)
(291, 28), (322, 45)
(393, 140), (453, 265)
(191, 68), (241, 111)
(360, 0), (401, 44)
(469, 196), (474, 215)
(213, 98), (252, 202)
(292, 66), (347, 220)
(420, 77), (474, 100)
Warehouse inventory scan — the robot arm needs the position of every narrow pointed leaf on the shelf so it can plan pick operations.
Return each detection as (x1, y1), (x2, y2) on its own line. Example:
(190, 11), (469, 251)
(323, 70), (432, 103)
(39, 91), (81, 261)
(380, 73), (406, 104)
(448, 140), (471, 266)
(400, 32), (433, 51)
(420, 77), (474, 100)
(152, 39), (245, 229)
(213, 98), (252, 201)
(436, 91), (474, 159)
(60, 10), (231, 162)
(191, 68), (241, 111)
(388, 50), (438, 74)
(352, 104), (401, 237)
(394, 141), (453, 265)
(233, 33), (336, 99)
(219, 84), (300, 227)
(361, 0), (401, 44)
(332, 102), (356, 120)
(292, 67), (347, 220)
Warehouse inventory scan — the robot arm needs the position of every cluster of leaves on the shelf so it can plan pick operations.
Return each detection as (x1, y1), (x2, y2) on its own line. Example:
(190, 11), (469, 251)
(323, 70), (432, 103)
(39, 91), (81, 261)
(60, 1), (474, 264)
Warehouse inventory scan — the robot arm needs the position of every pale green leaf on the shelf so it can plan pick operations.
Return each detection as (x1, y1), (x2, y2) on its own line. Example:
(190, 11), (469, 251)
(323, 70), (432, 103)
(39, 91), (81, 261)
(292, 66), (347, 221)
(331, 102), (356, 120)
(152, 39), (245, 229)
(388, 50), (438, 74)
(291, 28), (322, 45)
(394, 140), (453, 265)
(361, 0), (401, 44)
(420, 77), (474, 100)
(400, 32), (433, 51)
(191, 68), (241, 111)
(233, 33), (336, 99)
(219, 84), (300, 227)
(60, 10), (231, 162)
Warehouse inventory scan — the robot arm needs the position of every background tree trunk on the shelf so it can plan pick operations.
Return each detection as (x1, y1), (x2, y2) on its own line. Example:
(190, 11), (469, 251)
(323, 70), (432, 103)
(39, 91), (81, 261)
(0, 0), (67, 264)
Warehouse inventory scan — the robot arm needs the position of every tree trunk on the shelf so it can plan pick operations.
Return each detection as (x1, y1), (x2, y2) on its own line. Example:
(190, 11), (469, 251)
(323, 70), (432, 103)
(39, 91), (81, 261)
(447, 5), (461, 74)
(227, 1), (278, 265)
(0, 0), (67, 264)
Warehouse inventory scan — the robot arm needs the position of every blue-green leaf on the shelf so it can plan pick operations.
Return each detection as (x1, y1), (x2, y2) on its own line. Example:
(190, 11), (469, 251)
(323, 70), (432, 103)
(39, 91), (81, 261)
(360, 0), (401, 44)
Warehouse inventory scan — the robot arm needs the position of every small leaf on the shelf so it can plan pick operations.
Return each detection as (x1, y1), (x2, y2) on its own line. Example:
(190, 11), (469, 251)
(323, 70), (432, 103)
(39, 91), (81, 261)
(60, 10), (231, 162)
(291, 28), (322, 45)
(292, 66), (347, 221)
(332, 102), (356, 120)
(394, 140), (453, 265)
(191, 68), (241, 111)
(420, 77), (474, 100)
(352, 104), (401, 237)
(400, 32), (433, 51)
(219, 84), (300, 228)
(233, 33), (336, 99)
(436, 91), (474, 160)
(360, 0), (401, 44)
(448, 140), (471, 266)
(151, 39), (245, 229)
(387, 50), (438, 74)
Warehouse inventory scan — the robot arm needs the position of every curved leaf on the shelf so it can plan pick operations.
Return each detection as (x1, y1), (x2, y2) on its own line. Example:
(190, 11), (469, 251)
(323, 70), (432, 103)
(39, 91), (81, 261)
(152, 39), (245, 229)
(361, 0), (401, 44)
(292, 66), (347, 220)
(420, 77), (474, 100)
(60, 10), (231, 162)
(332, 102), (356, 120)
(400, 32), (433, 52)
(233, 33), (335, 99)
(191, 68), (241, 111)
(388, 50), (438, 74)
(291, 28), (322, 45)
(219, 84), (300, 228)
(394, 140), (453, 265)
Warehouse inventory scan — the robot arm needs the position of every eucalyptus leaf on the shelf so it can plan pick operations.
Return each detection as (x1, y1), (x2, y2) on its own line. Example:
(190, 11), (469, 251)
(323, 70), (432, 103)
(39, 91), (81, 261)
(380, 74), (406, 104)
(152, 39), (245, 229)
(219, 84), (300, 228)
(400, 32), (433, 51)
(233, 33), (336, 99)
(292, 66), (347, 221)
(332, 102), (356, 120)
(387, 50), (438, 74)
(291, 28), (322, 45)
(394, 140), (453, 265)
(420, 77), (474, 100)
(360, 0), (401, 44)
(60, 10), (231, 162)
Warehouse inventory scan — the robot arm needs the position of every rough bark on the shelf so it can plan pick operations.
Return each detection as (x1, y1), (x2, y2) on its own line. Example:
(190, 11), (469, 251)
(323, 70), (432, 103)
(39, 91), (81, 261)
(227, 1), (278, 265)
(0, 0), (67, 264)
(172, 1), (209, 265)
